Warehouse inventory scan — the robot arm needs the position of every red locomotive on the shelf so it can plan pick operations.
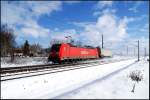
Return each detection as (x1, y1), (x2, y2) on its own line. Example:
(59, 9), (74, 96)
(48, 43), (101, 63)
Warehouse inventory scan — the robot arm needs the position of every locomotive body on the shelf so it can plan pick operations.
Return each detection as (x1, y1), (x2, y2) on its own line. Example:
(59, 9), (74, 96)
(48, 43), (101, 63)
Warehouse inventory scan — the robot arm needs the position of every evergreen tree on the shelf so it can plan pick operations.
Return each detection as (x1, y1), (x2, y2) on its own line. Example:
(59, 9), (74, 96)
(23, 40), (30, 57)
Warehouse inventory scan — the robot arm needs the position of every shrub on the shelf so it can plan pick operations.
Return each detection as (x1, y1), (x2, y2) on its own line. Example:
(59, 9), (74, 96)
(129, 70), (143, 83)
(128, 70), (143, 93)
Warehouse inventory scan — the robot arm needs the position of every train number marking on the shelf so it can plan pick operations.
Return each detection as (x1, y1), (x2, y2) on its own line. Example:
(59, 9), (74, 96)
(81, 51), (89, 55)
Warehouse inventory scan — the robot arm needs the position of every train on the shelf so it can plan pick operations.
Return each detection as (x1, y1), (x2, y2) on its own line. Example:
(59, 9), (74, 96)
(48, 43), (112, 63)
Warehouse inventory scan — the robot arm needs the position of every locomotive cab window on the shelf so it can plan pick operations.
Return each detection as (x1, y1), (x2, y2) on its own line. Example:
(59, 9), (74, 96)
(51, 44), (61, 52)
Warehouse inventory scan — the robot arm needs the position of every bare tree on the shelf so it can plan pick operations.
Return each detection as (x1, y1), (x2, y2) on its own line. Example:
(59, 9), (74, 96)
(30, 43), (42, 56)
(129, 70), (143, 93)
(1, 24), (16, 62)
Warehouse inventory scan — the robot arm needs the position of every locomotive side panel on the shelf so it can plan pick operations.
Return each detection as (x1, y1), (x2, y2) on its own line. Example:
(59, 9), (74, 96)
(68, 47), (99, 60)
(69, 47), (81, 59)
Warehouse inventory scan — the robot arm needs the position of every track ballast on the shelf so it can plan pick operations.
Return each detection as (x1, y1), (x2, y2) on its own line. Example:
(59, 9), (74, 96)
(1, 58), (135, 81)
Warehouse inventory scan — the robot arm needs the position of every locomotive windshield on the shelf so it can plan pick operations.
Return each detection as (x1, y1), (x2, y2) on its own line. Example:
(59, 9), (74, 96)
(51, 44), (61, 52)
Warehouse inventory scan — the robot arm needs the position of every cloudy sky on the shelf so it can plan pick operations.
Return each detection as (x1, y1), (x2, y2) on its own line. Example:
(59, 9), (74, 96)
(1, 1), (149, 55)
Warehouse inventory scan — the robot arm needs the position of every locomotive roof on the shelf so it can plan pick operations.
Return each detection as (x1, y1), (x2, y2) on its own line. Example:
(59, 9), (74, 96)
(64, 43), (97, 48)
(52, 43), (99, 49)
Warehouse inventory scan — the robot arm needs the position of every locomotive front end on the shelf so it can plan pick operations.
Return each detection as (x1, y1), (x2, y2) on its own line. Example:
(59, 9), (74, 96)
(48, 44), (61, 63)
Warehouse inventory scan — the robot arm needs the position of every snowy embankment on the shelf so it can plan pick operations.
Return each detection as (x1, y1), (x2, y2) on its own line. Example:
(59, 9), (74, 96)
(1, 57), (49, 68)
(1, 58), (141, 99)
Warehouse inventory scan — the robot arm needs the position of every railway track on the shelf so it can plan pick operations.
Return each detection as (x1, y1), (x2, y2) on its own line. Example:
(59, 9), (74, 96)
(1, 61), (97, 76)
(0, 58), (106, 75)
(1, 58), (136, 81)
(1, 60), (99, 75)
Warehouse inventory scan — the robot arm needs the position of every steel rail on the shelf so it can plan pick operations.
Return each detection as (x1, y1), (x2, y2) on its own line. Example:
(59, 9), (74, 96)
(0, 58), (105, 74)
(1, 58), (135, 81)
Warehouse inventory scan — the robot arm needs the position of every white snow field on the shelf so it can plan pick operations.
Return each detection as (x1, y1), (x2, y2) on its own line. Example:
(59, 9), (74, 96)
(1, 57), (148, 99)
(58, 58), (149, 99)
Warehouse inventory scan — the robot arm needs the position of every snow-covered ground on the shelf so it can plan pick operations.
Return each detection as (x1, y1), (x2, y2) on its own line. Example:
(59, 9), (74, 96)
(1, 56), (148, 99)
(1, 57), (49, 68)
(58, 57), (149, 99)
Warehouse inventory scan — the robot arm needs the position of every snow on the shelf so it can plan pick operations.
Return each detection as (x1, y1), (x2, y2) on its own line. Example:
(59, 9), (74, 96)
(1, 57), (50, 68)
(1, 56), (147, 99)
(58, 58), (149, 99)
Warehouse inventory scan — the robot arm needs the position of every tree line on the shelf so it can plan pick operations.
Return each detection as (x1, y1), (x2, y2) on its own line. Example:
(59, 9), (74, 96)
(1, 24), (50, 62)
